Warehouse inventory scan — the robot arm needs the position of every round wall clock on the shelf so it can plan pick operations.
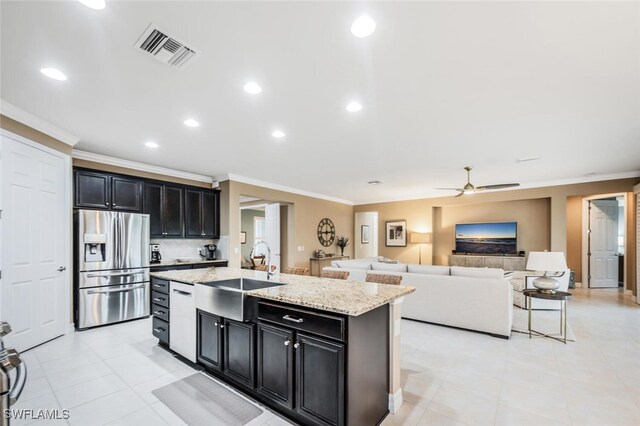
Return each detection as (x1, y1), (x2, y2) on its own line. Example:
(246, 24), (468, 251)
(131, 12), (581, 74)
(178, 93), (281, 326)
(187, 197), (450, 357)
(317, 218), (336, 247)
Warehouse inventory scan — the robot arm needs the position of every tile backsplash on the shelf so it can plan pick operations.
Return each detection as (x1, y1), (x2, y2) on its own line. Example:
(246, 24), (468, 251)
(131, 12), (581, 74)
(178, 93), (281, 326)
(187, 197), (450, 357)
(151, 239), (224, 261)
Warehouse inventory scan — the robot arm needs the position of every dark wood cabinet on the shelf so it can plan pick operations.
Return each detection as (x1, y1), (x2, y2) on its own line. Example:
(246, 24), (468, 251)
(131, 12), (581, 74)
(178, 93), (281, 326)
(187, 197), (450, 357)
(257, 323), (294, 410)
(143, 182), (183, 238)
(111, 177), (142, 211)
(197, 310), (223, 372)
(223, 319), (256, 388)
(74, 168), (219, 239)
(295, 333), (345, 426)
(75, 171), (110, 209)
(75, 171), (142, 212)
(185, 189), (220, 239)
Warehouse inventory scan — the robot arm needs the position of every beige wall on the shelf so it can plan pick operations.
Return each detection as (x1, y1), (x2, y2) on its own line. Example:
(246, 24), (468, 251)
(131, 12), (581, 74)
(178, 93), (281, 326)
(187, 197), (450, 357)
(1, 115), (72, 155)
(355, 178), (639, 295)
(566, 195), (583, 281)
(221, 180), (354, 269)
(73, 159), (212, 188)
(433, 198), (551, 265)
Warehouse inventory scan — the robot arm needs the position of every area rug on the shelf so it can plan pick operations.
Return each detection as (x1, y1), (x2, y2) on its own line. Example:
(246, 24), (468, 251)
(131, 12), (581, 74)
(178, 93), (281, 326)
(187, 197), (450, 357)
(152, 373), (263, 426)
(511, 306), (576, 342)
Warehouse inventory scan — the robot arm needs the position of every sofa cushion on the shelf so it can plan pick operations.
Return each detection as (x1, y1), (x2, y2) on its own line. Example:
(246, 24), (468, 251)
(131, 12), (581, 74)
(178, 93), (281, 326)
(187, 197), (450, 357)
(371, 263), (407, 273)
(450, 266), (504, 279)
(332, 260), (372, 270)
(407, 264), (450, 276)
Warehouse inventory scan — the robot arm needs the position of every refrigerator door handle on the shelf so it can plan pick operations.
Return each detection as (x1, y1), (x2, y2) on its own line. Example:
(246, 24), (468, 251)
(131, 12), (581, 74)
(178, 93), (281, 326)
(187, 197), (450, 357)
(87, 284), (146, 294)
(86, 270), (146, 278)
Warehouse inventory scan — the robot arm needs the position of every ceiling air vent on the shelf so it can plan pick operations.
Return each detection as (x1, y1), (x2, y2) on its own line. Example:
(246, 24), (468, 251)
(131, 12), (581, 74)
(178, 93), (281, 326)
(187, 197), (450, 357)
(134, 24), (197, 69)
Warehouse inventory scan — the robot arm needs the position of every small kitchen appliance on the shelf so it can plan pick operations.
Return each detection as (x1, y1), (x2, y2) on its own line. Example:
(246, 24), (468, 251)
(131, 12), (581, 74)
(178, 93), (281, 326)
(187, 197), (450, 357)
(201, 244), (217, 260)
(150, 244), (162, 263)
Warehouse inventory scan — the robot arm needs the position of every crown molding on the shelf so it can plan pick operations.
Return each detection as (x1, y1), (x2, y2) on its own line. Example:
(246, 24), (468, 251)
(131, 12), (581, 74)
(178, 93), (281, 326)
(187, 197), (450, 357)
(0, 100), (80, 146)
(218, 173), (354, 206)
(354, 170), (640, 205)
(73, 150), (215, 185)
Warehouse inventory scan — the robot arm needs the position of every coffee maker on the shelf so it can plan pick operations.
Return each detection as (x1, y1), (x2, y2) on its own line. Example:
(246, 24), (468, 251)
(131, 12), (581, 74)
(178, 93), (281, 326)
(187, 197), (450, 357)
(201, 244), (217, 260)
(150, 244), (162, 263)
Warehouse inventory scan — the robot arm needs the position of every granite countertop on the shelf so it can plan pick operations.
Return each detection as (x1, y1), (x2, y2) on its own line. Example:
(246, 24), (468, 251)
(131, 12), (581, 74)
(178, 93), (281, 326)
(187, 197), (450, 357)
(150, 267), (415, 316)
(150, 259), (228, 267)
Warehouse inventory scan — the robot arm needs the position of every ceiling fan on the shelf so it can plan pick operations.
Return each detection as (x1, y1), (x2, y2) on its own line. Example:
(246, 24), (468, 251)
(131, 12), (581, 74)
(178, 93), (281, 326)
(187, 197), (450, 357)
(437, 166), (520, 197)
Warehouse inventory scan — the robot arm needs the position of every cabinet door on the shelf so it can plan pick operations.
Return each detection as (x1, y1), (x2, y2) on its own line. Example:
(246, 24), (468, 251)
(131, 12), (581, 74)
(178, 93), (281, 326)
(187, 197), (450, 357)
(257, 323), (294, 409)
(111, 177), (142, 212)
(163, 185), (184, 238)
(75, 171), (110, 209)
(143, 183), (164, 238)
(295, 333), (345, 426)
(202, 190), (217, 239)
(223, 319), (255, 388)
(197, 310), (223, 372)
(185, 189), (203, 238)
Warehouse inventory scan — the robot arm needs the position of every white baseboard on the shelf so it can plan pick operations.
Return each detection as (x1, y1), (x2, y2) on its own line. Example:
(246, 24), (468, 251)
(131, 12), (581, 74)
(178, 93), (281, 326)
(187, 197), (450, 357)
(388, 388), (403, 414)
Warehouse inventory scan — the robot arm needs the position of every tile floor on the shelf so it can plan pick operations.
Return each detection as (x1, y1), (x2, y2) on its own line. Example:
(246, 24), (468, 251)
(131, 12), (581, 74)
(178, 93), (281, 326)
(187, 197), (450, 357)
(12, 287), (640, 426)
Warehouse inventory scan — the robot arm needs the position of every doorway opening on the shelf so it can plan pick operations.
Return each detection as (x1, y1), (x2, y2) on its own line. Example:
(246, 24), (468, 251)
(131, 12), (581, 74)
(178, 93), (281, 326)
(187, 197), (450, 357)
(354, 212), (379, 259)
(239, 195), (290, 273)
(582, 194), (626, 289)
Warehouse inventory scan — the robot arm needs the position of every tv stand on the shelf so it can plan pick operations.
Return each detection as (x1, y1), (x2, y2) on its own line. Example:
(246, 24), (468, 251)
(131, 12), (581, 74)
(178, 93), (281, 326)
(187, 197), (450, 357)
(449, 254), (525, 271)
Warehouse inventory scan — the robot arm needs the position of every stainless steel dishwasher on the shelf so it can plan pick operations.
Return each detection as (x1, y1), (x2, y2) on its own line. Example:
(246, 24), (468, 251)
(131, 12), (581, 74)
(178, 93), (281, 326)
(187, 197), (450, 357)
(169, 281), (196, 362)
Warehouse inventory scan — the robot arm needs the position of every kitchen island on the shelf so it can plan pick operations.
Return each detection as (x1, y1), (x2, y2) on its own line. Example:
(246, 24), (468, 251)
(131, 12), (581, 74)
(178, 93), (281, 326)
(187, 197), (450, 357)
(150, 267), (414, 426)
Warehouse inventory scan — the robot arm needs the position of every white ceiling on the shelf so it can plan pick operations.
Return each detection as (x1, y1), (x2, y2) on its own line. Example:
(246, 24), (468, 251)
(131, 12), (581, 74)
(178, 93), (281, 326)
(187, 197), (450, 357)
(2, 1), (639, 204)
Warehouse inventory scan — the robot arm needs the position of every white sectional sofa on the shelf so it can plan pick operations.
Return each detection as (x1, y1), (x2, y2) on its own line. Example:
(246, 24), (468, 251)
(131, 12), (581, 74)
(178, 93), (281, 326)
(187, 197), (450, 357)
(324, 259), (513, 338)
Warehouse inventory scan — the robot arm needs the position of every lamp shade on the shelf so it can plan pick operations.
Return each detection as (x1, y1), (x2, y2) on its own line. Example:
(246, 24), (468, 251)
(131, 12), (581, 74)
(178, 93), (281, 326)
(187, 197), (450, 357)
(409, 232), (432, 244)
(526, 251), (567, 271)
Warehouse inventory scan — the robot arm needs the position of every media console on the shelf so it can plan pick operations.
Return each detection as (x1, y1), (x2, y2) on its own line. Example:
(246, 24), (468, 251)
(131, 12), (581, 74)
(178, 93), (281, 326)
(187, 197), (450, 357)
(449, 254), (526, 271)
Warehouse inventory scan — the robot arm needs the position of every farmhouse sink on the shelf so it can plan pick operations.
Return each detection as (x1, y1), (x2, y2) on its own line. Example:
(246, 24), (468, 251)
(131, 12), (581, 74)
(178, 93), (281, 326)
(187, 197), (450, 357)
(194, 278), (284, 322)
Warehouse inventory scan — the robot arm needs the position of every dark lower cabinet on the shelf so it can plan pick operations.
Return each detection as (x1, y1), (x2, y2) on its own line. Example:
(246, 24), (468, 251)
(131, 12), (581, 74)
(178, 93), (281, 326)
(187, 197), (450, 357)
(257, 323), (294, 410)
(223, 319), (256, 388)
(296, 333), (345, 426)
(197, 310), (223, 372)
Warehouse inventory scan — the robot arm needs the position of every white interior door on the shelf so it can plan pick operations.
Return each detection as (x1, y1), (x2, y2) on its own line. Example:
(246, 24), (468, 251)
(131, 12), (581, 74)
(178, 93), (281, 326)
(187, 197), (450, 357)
(589, 200), (619, 288)
(265, 203), (280, 272)
(1, 133), (69, 351)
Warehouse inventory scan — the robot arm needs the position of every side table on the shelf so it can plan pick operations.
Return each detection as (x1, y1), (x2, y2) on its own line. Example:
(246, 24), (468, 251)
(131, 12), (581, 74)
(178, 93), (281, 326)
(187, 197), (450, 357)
(523, 289), (572, 344)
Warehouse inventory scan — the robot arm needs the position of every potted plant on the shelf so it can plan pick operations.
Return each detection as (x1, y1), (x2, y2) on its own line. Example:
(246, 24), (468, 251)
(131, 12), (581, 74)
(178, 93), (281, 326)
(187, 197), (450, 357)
(336, 236), (349, 256)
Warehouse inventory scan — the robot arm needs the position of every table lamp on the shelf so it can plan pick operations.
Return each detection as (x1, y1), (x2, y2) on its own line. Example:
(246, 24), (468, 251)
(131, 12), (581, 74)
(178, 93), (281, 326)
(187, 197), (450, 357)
(409, 232), (432, 265)
(526, 251), (567, 293)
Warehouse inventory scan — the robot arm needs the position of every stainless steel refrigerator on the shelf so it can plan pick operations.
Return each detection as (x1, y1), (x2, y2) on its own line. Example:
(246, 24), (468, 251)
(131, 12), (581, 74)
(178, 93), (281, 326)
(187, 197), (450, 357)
(75, 210), (150, 330)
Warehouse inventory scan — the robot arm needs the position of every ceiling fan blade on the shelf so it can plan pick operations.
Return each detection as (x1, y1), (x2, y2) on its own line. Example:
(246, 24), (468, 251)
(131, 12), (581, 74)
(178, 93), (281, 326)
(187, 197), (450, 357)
(454, 191), (465, 198)
(476, 183), (520, 190)
(436, 188), (464, 191)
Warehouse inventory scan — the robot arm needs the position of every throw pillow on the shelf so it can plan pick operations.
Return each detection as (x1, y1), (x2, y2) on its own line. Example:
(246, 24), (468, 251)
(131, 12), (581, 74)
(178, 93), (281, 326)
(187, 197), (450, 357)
(372, 263), (407, 273)
(450, 266), (504, 279)
(407, 265), (450, 275)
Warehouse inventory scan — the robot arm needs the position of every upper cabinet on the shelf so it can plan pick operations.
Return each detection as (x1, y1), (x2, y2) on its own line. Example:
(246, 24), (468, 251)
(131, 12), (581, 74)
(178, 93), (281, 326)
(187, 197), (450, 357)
(185, 189), (220, 239)
(74, 168), (219, 240)
(75, 170), (142, 212)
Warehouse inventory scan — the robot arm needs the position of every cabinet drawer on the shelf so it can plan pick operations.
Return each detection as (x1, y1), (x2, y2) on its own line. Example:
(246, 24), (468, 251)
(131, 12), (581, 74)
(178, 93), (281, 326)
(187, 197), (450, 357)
(151, 278), (170, 294)
(152, 290), (170, 308)
(258, 302), (345, 341)
(152, 317), (169, 344)
(152, 303), (169, 322)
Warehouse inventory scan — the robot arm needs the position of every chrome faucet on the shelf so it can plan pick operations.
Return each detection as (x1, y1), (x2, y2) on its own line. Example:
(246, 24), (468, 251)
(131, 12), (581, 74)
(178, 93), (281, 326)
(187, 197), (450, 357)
(252, 241), (274, 279)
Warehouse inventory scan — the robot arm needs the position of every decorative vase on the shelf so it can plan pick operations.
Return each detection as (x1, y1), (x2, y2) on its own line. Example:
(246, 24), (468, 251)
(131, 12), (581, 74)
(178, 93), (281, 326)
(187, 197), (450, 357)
(340, 247), (344, 256)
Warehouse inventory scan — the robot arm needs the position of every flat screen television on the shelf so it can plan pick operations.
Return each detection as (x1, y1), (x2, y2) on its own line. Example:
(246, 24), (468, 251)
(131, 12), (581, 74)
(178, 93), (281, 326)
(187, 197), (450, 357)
(455, 222), (517, 255)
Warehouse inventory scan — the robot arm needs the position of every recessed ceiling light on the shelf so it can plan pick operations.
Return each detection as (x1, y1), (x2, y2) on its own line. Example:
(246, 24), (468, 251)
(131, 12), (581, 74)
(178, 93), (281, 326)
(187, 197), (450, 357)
(243, 81), (262, 95)
(368, 180), (382, 185)
(346, 101), (362, 112)
(78, 0), (106, 10)
(516, 156), (541, 163)
(351, 15), (376, 38)
(272, 130), (285, 138)
(145, 141), (159, 148)
(184, 119), (199, 127)
(40, 68), (67, 81)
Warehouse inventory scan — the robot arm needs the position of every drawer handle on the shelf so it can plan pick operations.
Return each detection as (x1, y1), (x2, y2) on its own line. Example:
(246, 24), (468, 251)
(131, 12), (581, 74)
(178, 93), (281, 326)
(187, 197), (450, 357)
(153, 327), (166, 333)
(172, 289), (192, 296)
(153, 297), (165, 302)
(153, 284), (165, 288)
(284, 339), (291, 346)
(153, 310), (165, 315)
(283, 315), (304, 324)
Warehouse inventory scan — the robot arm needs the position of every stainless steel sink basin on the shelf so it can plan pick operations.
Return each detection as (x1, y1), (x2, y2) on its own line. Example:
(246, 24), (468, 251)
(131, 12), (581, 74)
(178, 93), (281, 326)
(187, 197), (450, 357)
(194, 278), (284, 322)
